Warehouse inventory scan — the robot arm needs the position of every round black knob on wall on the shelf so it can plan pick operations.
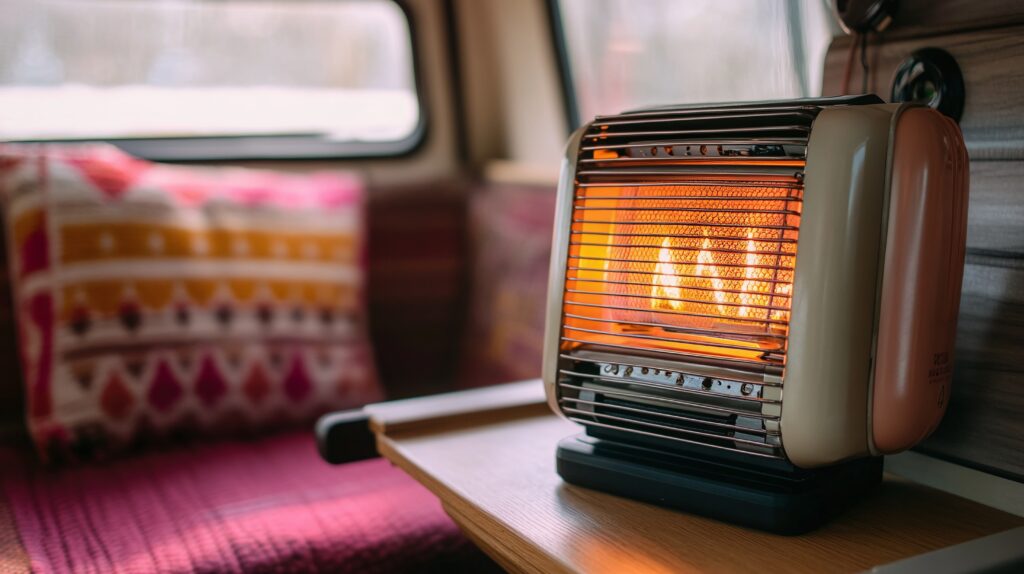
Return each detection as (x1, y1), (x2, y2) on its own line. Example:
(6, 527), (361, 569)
(890, 47), (965, 123)
(833, 0), (897, 33)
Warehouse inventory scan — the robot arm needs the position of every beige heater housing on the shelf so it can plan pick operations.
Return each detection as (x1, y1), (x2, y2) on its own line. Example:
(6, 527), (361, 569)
(543, 97), (969, 469)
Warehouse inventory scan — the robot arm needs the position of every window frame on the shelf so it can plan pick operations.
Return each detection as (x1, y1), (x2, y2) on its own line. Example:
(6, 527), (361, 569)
(1, 0), (428, 163)
(545, 0), (581, 133)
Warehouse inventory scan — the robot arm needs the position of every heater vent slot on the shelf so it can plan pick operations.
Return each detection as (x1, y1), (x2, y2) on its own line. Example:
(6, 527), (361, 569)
(556, 353), (783, 459)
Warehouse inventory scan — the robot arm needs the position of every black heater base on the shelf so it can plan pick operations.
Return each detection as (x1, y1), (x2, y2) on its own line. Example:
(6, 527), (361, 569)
(556, 434), (883, 535)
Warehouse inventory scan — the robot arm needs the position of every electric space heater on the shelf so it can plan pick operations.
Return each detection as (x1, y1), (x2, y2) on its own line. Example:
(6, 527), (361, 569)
(543, 95), (969, 534)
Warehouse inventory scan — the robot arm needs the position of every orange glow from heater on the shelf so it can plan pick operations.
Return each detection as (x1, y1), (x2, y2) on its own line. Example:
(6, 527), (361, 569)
(652, 234), (737, 316)
(739, 232), (758, 318)
(695, 235), (729, 315)
(647, 229), (782, 322)
(651, 237), (682, 310)
(561, 177), (803, 368)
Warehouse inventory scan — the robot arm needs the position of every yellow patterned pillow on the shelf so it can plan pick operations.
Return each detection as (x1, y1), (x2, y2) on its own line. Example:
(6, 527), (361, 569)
(0, 145), (381, 462)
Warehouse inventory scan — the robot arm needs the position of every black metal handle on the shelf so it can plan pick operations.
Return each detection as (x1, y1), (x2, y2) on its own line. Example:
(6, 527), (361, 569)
(315, 409), (378, 464)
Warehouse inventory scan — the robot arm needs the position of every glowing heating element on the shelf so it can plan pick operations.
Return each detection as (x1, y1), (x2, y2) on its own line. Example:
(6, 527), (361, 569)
(561, 171), (802, 370)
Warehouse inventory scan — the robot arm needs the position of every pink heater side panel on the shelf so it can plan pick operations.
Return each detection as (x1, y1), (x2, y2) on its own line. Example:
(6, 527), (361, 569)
(872, 107), (969, 454)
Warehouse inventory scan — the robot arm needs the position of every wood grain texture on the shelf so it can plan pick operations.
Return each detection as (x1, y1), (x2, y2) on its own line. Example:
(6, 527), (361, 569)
(886, 1), (1024, 37)
(823, 26), (1024, 159)
(921, 261), (1024, 480)
(966, 162), (1024, 255)
(375, 399), (1024, 574)
(822, 20), (1024, 480)
(365, 379), (546, 435)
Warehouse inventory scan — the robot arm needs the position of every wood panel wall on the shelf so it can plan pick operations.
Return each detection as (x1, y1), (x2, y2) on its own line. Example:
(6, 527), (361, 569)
(822, 16), (1024, 480)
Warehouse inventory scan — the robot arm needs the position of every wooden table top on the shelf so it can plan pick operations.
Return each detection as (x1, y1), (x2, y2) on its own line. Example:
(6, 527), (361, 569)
(369, 380), (1024, 574)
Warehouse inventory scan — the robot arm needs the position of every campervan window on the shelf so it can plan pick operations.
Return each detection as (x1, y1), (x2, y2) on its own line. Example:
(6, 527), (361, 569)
(0, 0), (421, 160)
(554, 0), (833, 126)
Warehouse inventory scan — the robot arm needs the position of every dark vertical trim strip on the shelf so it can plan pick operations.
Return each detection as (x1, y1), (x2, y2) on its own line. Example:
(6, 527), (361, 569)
(441, 0), (470, 388)
(546, 0), (581, 133)
(442, 0), (468, 164)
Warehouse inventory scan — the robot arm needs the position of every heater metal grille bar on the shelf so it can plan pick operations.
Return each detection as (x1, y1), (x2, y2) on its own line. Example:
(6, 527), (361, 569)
(580, 127), (811, 140)
(564, 417), (784, 460)
(564, 289), (791, 312)
(593, 102), (827, 120)
(565, 276), (794, 299)
(581, 137), (807, 150)
(560, 338), (777, 370)
(577, 168), (802, 178)
(564, 325), (784, 356)
(570, 241), (796, 257)
(566, 266), (794, 285)
(563, 313), (788, 341)
(575, 194), (805, 202)
(562, 398), (771, 435)
(557, 382), (779, 419)
(578, 157), (804, 167)
(566, 256), (795, 271)
(562, 407), (773, 447)
(593, 110), (816, 125)
(571, 205), (801, 215)
(570, 219), (799, 230)
(561, 300), (790, 328)
(576, 181), (800, 189)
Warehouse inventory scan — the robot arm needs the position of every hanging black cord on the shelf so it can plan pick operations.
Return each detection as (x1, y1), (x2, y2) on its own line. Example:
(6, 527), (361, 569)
(860, 32), (870, 94)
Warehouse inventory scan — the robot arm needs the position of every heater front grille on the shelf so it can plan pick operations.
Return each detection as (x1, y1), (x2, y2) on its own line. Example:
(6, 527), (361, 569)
(557, 350), (783, 459)
(555, 101), (828, 459)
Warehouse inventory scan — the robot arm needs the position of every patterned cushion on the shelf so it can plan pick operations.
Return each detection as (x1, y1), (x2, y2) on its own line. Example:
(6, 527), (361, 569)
(0, 145), (382, 462)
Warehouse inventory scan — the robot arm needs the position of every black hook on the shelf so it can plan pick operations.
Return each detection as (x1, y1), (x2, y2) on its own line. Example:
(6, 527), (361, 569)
(890, 47), (965, 123)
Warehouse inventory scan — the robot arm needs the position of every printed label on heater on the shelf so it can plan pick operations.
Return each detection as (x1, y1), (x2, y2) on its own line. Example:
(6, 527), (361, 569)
(928, 352), (951, 408)
(598, 361), (760, 399)
(928, 351), (951, 382)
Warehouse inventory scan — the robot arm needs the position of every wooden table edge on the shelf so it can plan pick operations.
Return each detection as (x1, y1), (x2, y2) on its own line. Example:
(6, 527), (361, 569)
(366, 380), (1024, 573)
(376, 432), (575, 574)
